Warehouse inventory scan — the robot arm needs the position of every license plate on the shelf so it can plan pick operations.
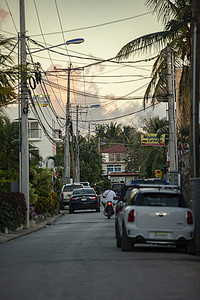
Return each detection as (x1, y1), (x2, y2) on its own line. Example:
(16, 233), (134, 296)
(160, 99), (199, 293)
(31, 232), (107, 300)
(81, 198), (87, 201)
(155, 232), (168, 237)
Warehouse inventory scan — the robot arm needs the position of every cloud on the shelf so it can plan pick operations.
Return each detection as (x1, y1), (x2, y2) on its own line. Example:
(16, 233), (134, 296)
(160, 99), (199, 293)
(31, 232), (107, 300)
(0, 5), (9, 28)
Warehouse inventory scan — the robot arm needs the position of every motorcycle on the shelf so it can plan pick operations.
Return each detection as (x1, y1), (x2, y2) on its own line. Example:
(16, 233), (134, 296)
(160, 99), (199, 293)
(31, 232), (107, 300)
(104, 201), (114, 219)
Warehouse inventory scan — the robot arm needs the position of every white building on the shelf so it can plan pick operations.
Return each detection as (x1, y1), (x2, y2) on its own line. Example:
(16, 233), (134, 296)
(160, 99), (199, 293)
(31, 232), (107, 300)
(6, 96), (63, 169)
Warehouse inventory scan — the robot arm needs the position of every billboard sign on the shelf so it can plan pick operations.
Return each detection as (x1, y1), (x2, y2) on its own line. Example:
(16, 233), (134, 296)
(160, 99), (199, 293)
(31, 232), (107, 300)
(141, 133), (165, 146)
(32, 95), (50, 107)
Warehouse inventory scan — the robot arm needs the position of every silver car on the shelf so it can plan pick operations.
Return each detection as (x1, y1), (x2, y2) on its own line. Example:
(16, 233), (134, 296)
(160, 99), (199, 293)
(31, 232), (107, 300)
(116, 184), (195, 253)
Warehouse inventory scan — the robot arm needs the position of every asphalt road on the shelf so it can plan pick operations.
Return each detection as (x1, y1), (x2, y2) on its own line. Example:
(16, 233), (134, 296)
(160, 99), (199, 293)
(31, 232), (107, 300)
(0, 209), (200, 300)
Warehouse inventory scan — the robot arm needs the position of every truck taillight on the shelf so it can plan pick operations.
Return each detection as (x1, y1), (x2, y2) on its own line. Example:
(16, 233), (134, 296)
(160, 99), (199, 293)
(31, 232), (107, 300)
(128, 209), (135, 222)
(187, 211), (193, 224)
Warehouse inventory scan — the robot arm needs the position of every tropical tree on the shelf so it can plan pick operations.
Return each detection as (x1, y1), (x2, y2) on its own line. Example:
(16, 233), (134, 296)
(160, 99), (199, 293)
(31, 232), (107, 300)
(0, 116), (19, 171)
(0, 35), (18, 109)
(139, 116), (168, 177)
(79, 137), (103, 184)
(116, 0), (192, 127)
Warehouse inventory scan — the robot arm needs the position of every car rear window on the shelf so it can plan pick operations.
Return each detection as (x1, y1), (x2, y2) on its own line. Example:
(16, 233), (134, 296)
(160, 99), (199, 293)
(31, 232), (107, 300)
(133, 193), (188, 207)
(63, 185), (83, 192)
(73, 188), (95, 195)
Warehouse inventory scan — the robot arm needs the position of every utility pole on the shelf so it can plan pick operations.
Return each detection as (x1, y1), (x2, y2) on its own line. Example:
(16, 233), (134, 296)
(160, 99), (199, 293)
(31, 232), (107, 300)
(191, 0), (200, 178)
(20, 0), (29, 228)
(75, 105), (80, 182)
(88, 123), (90, 143)
(167, 44), (177, 171)
(190, 0), (200, 255)
(64, 64), (71, 184)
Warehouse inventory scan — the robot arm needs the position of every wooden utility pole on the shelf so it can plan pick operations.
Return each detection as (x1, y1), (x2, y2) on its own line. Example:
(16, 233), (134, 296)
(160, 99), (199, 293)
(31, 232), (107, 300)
(191, 0), (200, 178)
(191, 0), (200, 255)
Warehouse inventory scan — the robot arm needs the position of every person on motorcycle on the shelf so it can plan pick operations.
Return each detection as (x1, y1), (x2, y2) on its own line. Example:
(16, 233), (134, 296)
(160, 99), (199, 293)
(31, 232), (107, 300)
(102, 187), (117, 216)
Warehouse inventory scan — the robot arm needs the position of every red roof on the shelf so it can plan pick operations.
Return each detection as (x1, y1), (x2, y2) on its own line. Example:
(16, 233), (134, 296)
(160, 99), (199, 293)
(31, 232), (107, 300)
(109, 172), (139, 176)
(101, 145), (126, 153)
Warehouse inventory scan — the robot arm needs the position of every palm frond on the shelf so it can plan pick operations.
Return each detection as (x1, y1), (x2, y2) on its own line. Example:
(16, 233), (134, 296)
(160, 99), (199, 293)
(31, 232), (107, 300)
(116, 31), (171, 60)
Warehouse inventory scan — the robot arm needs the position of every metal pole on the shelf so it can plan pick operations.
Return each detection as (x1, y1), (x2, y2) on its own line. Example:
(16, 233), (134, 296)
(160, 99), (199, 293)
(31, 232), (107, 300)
(167, 44), (176, 171)
(192, 20), (197, 178)
(64, 64), (71, 184)
(75, 105), (80, 182)
(171, 52), (178, 171)
(88, 123), (90, 143)
(20, 0), (29, 227)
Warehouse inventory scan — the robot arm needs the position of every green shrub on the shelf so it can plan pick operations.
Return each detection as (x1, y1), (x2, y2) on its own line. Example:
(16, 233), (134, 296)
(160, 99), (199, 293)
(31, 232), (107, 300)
(32, 190), (59, 217)
(0, 192), (27, 233)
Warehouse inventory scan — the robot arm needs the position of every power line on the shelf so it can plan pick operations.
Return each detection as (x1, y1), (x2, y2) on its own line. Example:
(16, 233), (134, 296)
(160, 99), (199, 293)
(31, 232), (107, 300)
(30, 11), (153, 37)
(76, 102), (162, 123)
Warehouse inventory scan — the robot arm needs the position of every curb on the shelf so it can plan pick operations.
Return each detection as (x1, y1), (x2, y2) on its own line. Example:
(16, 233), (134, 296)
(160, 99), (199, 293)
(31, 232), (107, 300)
(0, 212), (66, 245)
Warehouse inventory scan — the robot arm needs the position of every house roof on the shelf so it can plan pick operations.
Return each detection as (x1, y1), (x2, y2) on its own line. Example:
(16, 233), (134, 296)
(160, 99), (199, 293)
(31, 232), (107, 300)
(109, 172), (139, 176)
(101, 145), (126, 154)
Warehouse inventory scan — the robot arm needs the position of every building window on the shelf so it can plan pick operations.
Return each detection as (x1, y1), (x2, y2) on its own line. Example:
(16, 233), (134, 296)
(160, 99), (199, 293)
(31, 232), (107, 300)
(30, 148), (39, 160)
(28, 121), (41, 139)
(115, 154), (121, 161)
(107, 164), (121, 173)
(109, 153), (114, 162)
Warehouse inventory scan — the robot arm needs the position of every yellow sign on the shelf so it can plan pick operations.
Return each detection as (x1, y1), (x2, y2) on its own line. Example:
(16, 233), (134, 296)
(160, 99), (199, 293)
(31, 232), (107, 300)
(141, 134), (165, 146)
(155, 170), (162, 178)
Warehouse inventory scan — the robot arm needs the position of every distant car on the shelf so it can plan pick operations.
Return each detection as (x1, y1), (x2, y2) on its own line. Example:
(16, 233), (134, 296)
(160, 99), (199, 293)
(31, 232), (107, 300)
(59, 183), (84, 209)
(115, 184), (195, 253)
(69, 188), (101, 214)
(111, 183), (125, 198)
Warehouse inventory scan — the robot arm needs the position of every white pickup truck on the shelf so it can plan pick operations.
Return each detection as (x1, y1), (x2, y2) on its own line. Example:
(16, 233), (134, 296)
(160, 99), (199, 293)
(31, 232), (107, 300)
(59, 183), (83, 209)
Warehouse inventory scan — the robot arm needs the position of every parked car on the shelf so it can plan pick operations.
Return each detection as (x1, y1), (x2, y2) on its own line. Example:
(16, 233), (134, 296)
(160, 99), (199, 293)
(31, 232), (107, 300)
(69, 188), (101, 214)
(115, 184), (195, 253)
(59, 183), (83, 209)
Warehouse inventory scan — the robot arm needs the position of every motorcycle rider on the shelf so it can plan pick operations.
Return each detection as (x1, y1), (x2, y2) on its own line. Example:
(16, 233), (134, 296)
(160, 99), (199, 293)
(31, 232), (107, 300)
(102, 186), (117, 216)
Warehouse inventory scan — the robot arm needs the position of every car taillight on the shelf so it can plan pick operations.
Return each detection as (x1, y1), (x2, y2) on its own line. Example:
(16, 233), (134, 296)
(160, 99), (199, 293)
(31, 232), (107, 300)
(115, 205), (120, 214)
(70, 197), (76, 201)
(187, 211), (193, 224)
(90, 196), (97, 200)
(128, 209), (135, 222)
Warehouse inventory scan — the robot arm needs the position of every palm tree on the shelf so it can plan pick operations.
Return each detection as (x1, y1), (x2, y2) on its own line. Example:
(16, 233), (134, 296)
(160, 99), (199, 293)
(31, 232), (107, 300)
(0, 35), (18, 108)
(139, 116), (168, 178)
(116, 0), (192, 127)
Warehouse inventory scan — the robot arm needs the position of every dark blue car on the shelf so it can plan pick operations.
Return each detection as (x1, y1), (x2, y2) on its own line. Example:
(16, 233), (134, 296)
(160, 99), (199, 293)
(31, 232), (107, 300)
(69, 188), (100, 214)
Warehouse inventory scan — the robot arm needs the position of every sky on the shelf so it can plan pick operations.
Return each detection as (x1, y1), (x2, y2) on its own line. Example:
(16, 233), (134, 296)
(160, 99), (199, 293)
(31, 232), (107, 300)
(0, 0), (168, 136)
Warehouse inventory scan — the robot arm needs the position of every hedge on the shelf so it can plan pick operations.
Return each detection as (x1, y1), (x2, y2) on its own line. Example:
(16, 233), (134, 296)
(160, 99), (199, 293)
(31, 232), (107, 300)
(0, 192), (27, 233)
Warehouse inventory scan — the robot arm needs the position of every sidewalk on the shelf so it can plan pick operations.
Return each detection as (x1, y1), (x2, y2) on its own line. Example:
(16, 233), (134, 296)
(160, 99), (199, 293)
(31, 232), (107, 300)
(0, 212), (66, 245)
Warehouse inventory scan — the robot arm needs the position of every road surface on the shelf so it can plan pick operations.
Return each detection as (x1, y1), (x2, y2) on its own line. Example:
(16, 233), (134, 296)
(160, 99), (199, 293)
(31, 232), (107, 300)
(0, 209), (200, 300)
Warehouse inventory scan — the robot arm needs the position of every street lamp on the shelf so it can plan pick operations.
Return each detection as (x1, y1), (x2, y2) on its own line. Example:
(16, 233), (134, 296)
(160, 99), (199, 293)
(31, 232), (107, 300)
(30, 38), (85, 54)
(63, 38), (84, 184)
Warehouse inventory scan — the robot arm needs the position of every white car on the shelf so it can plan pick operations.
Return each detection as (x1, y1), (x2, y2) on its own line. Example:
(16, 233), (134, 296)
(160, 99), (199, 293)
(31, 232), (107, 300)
(59, 183), (83, 209)
(115, 184), (195, 253)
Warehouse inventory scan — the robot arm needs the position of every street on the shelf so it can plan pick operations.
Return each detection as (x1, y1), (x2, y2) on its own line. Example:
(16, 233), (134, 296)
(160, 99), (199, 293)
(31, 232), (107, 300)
(0, 209), (200, 300)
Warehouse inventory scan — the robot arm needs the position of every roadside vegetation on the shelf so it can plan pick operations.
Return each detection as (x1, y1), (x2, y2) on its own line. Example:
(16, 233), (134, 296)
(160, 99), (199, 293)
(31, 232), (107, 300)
(0, 1), (194, 230)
